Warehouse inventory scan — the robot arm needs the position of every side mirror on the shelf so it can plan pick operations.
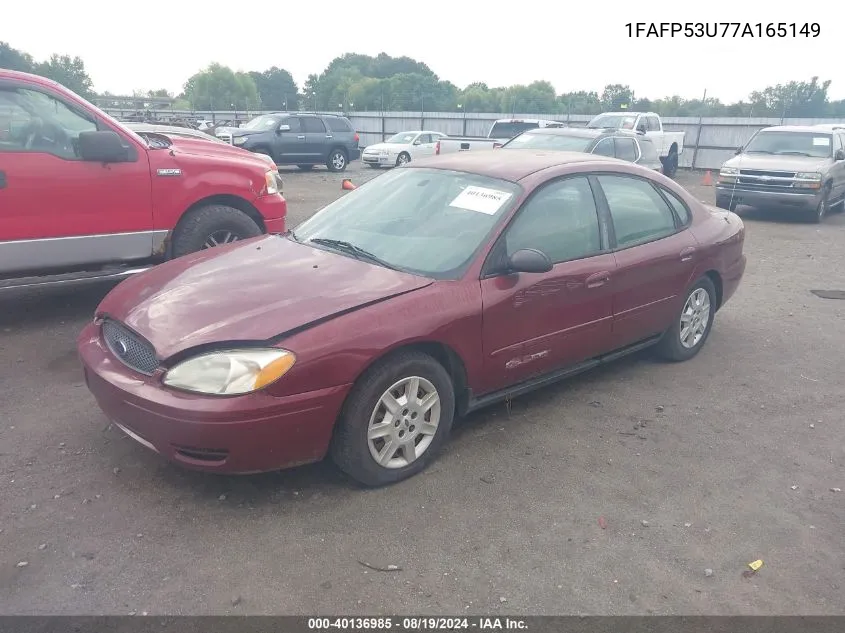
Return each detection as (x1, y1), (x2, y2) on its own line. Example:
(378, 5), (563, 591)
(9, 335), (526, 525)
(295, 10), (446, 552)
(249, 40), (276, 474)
(835, 149), (845, 161)
(341, 179), (356, 191)
(277, 124), (291, 132)
(78, 130), (128, 163)
(734, 147), (743, 155)
(508, 248), (552, 274)
(413, 139), (422, 145)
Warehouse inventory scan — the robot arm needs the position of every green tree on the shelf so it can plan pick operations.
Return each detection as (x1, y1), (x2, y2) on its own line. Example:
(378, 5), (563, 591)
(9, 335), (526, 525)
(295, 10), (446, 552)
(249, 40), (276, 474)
(0, 42), (35, 72)
(34, 54), (95, 98)
(749, 76), (830, 117)
(600, 84), (634, 110)
(147, 88), (172, 98)
(183, 63), (259, 110)
(249, 67), (299, 111)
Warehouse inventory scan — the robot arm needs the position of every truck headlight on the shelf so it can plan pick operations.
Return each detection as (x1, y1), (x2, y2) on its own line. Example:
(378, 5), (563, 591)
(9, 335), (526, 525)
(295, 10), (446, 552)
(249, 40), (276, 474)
(795, 172), (822, 189)
(233, 137), (247, 146)
(795, 172), (821, 181)
(719, 167), (739, 177)
(162, 349), (296, 396)
(264, 169), (281, 195)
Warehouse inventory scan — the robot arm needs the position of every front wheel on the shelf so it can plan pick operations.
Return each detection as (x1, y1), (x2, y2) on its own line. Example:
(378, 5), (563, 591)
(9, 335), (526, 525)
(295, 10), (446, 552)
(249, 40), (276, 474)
(330, 351), (455, 487)
(396, 152), (411, 167)
(655, 277), (717, 362)
(171, 205), (262, 258)
(809, 186), (830, 224)
(326, 149), (348, 172)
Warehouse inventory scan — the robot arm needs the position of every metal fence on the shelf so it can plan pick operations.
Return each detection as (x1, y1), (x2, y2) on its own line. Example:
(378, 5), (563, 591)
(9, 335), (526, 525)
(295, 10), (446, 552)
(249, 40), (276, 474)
(104, 108), (845, 170)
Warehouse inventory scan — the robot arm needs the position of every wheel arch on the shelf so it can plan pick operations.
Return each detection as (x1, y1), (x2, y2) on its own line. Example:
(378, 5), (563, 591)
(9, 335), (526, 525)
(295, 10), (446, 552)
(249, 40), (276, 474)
(703, 269), (723, 311)
(164, 195), (267, 258)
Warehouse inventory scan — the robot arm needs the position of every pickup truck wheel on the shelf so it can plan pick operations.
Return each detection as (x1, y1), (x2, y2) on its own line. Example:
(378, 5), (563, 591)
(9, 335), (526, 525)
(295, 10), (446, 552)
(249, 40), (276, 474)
(171, 205), (262, 258)
(396, 152), (411, 167)
(809, 185), (830, 224)
(662, 150), (678, 178)
(330, 351), (455, 487)
(326, 149), (348, 172)
(297, 164), (314, 171)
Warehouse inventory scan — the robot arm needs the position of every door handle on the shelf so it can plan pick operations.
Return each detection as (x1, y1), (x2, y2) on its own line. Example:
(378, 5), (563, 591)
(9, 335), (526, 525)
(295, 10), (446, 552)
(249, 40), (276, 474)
(297, 135), (305, 139)
(680, 246), (696, 262)
(325, 135), (333, 139)
(585, 271), (611, 288)
(0, 171), (6, 188)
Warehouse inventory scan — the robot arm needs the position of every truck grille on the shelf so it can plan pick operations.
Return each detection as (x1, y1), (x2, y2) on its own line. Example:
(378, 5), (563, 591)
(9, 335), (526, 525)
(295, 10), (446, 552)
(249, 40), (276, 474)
(102, 319), (160, 375)
(739, 169), (797, 178)
(217, 132), (233, 144)
(737, 169), (798, 189)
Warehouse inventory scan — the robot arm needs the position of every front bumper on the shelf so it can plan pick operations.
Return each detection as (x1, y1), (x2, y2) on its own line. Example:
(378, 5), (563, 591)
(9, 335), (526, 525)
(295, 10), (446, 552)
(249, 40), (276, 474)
(78, 322), (350, 474)
(715, 185), (822, 211)
(362, 152), (392, 165)
(254, 193), (287, 234)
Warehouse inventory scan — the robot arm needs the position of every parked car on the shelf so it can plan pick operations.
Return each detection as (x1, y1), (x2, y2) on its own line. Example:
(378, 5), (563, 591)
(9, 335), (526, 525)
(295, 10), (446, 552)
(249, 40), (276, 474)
(715, 125), (845, 223)
(219, 112), (361, 172)
(362, 130), (448, 168)
(500, 127), (663, 171)
(587, 112), (684, 177)
(0, 70), (286, 291)
(79, 150), (746, 487)
(436, 118), (564, 154)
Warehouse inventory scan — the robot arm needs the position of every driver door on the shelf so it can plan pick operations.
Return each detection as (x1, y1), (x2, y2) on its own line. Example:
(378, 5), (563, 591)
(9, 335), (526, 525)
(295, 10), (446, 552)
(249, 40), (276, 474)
(0, 82), (153, 275)
(414, 133), (438, 158)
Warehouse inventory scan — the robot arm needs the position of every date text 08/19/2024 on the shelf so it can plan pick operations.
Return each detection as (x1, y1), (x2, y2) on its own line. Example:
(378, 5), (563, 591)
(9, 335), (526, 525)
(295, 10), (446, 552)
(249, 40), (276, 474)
(625, 22), (821, 38)
(307, 617), (528, 630)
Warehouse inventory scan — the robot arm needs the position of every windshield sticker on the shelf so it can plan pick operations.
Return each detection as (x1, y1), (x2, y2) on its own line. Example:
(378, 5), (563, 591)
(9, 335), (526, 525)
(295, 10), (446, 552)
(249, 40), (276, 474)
(449, 186), (513, 215)
(813, 137), (830, 146)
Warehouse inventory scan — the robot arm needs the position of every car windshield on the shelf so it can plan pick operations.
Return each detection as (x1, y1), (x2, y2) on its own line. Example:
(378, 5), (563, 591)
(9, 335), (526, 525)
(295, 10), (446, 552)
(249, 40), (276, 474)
(292, 168), (522, 279)
(504, 132), (593, 152)
(488, 121), (541, 139)
(744, 131), (833, 158)
(386, 133), (418, 144)
(588, 114), (637, 130)
(243, 115), (282, 130)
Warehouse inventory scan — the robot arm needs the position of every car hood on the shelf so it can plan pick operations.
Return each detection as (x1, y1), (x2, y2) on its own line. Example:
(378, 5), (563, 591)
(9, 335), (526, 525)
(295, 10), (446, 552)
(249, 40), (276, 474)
(722, 153), (830, 172)
(96, 235), (433, 360)
(364, 143), (403, 152)
(164, 137), (274, 170)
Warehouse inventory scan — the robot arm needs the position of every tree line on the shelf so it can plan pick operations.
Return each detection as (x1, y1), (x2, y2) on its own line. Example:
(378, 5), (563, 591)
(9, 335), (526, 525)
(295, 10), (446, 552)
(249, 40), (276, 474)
(3, 42), (845, 118)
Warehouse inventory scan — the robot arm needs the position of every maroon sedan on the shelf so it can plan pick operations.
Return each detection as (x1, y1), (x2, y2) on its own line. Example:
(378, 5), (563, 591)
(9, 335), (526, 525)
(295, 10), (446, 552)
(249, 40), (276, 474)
(78, 151), (746, 486)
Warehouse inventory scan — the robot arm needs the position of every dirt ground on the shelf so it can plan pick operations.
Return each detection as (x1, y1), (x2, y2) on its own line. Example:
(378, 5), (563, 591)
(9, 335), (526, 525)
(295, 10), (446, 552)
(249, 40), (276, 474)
(1, 165), (844, 615)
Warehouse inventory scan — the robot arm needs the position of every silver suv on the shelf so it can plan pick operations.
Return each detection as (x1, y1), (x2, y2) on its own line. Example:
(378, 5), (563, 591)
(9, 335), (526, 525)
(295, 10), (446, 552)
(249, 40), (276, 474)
(715, 125), (845, 223)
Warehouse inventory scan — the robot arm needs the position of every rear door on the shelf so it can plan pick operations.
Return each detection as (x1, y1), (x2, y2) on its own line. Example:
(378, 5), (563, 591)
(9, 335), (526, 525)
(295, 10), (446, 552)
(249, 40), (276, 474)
(613, 136), (639, 163)
(591, 137), (615, 157)
(643, 115), (665, 154)
(300, 116), (329, 162)
(0, 81), (154, 276)
(480, 175), (616, 391)
(592, 173), (698, 349)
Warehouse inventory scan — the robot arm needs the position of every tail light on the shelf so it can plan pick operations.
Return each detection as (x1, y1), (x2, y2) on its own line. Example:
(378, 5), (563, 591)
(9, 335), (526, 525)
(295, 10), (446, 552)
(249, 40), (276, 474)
(353, 132), (360, 144)
(435, 140), (440, 155)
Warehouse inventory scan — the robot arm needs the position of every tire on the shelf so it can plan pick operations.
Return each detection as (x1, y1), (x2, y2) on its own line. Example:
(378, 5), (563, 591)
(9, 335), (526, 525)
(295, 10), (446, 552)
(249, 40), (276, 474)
(396, 152), (411, 167)
(655, 276), (717, 362)
(809, 185), (830, 224)
(297, 164), (314, 171)
(326, 148), (348, 172)
(330, 351), (456, 487)
(171, 205), (262, 259)
(662, 149), (678, 178)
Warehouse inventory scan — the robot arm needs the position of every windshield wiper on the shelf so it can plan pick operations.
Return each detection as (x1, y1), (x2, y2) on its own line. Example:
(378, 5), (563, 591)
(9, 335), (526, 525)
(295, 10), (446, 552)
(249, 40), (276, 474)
(309, 238), (400, 271)
(777, 151), (812, 156)
(746, 150), (775, 154)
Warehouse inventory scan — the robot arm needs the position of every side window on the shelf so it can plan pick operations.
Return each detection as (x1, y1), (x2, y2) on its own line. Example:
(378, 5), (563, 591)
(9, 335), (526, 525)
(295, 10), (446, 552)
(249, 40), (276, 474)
(302, 117), (326, 133)
(0, 86), (96, 159)
(280, 117), (301, 133)
(614, 137), (638, 162)
(504, 176), (602, 264)
(417, 133), (432, 144)
(326, 117), (352, 133)
(596, 175), (677, 249)
(659, 187), (692, 225)
(647, 116), (660, 131)
(592, 138), (614, 157)
(833, 132), (844, 152)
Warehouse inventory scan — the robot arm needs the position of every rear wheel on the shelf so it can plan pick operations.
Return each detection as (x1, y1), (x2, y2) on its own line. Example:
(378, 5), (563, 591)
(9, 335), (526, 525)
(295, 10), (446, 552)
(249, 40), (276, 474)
(655, 277), (717, 362)
(662, 148), (678, 178)
(171, 205), (262, 259)
(330, 351), (455, 487)
(326, 148), (348, 172)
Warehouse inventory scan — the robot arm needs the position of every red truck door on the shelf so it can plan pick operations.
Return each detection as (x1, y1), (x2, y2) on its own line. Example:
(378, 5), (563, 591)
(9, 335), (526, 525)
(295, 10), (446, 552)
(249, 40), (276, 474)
(0, 80), (154, 275)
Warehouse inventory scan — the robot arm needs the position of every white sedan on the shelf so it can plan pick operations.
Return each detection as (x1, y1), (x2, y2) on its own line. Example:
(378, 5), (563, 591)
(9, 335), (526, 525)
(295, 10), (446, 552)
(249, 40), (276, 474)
(361, 131), (447, 168)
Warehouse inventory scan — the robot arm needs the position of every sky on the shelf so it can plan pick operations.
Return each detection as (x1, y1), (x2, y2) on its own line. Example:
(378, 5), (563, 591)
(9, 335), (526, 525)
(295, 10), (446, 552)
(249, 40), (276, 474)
(2, 0), (840, 103)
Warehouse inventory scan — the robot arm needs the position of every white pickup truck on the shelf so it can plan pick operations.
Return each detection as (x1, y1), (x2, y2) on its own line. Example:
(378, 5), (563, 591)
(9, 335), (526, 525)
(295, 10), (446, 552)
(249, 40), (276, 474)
(436, 118), (564, 155)
(587, 111), (684, 177)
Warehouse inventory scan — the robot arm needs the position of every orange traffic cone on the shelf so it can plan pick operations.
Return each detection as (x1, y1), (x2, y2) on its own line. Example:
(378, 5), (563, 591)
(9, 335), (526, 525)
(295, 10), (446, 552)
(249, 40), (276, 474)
(702, 170), (713, 186)
(341, 179), (357, 191)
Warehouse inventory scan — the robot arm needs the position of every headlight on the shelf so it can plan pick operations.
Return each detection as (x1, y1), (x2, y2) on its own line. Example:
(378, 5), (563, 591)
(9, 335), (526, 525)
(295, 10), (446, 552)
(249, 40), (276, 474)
(162, 348), (296, 396)
(795, 172), (822, 181)
(719, 167), (739, 176)
(264, 169), (281, 195)
(233, 136), (247, 146)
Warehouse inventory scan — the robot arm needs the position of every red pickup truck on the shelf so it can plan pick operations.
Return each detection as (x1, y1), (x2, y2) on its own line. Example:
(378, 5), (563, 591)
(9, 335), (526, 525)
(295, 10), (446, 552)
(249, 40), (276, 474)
(0, 70), (287, 290)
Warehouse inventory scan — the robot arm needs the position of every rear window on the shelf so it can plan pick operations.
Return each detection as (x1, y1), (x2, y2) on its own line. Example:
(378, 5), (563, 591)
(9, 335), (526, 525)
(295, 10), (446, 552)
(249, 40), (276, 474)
(489, 121), (541, 139)
(503, 132), (593, 152)
(588, 114), (637, 130)
(326, 117), (353, 133)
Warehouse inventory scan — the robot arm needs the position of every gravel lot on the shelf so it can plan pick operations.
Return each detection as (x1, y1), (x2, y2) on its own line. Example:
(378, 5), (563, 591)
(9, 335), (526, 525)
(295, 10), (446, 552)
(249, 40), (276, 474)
(1, 164), (844, 615)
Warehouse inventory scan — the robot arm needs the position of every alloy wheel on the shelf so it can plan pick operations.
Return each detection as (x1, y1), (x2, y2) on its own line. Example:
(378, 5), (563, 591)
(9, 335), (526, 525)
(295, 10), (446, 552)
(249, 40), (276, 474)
(679, 288), (711, 349)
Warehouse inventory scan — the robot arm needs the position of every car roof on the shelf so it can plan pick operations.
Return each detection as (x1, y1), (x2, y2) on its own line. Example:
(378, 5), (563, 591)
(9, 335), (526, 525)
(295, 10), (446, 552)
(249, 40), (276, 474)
(761, 125), (833, 133)
(516, 127), (639, 139)
(408, 150), (627, 182)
